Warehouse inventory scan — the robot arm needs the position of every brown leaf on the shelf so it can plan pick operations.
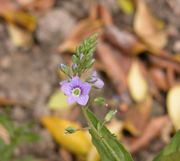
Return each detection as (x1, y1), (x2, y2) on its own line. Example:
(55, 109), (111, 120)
(134, 0), (167, 51)
(148, 54), (180, 73)
(59, 148), (73, 161)
(58, 3), (113, 53)
(58, 19), (103, 53)
(0, 0), (16, 14)
(2, 11), (36, 47)
(128, 115), (170, 153)
(96, 41), (128, 94)
(17, 0), (55, 12)
(149, 67), (169, 91)
(123, 96), (152, 136)
(89, 3), (113, 26)
(104, 25), (146, 55)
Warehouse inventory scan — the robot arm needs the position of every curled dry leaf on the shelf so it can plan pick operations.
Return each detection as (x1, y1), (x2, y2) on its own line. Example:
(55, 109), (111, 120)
(134, 0), (167, 51)
(167, 85), (180, 130)
(41, 116), (91, 156)
(96, 42), (127, 94)
(127, 60), (148, 102)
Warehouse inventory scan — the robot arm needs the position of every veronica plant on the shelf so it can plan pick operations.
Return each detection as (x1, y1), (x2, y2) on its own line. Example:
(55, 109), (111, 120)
(59, 35), (180, 161)
(59, 35), (133, 161)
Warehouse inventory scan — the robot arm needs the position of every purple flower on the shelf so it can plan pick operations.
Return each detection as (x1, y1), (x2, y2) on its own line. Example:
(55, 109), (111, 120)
(60, 76), (91, 106)
(89, 71), (104, 89)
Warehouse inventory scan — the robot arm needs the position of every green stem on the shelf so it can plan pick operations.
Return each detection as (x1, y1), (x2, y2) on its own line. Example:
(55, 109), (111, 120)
(81, 107), (120, 161)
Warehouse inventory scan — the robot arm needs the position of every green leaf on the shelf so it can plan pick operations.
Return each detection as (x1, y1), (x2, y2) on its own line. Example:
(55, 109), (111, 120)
(59, 64), (71, 76)
(94, 97), (105, 106)
(117, 0), (134, 15)
(74, 34), (98, 75)
(153, 130), (180, 161)
(82, 108), (134, 161)
(105, 110), (117, 122)
(48, 90), (73, 110)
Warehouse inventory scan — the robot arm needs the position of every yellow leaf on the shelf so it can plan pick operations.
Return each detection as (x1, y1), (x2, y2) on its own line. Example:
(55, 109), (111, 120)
(134, 0), (167, 51)
(41, 116), (91, 156)
(117, 0), (134, 15)
(127, 60), (148, 102)
(167, 85), (180, 130)
(48, 90), (73, 110)
(2, 11), (36, 32)
(2, 11), (36, 47)
(7, 24), (33, 47)
(87, 147), (100, 161)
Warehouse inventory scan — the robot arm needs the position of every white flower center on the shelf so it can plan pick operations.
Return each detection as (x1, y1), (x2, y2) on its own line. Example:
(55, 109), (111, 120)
(72, 87), (81, 97)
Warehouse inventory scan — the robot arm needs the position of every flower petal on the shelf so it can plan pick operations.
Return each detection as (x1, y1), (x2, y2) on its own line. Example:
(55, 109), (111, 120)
(76, 95), (89, 106)
(61, 82), (72, 96)
(82, 82), (91, 95)
(94, 78), (104, 89)
(71, 76), (81, 87)
(67, 96), (75, 104)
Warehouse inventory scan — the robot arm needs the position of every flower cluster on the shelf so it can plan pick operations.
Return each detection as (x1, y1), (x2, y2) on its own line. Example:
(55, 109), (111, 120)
(59, 35), (104, 106)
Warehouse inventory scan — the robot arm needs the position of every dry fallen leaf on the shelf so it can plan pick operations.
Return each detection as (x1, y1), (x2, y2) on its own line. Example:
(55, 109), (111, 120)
(2, 11), (36, 47)
(134, 0), (167, 51)
(96, 42), (127, 94)
(7, 24), (34, 47)
(123, 96), (152, 136)
(58, 3), (113, 53)
(167, 85), (180, 130)
(41, 116), (91, 156)
(58, 19), (103, 53)
(149, 67), (169, 91)
(129, 116), (170, 153)
(117, 0), (134, 15)
(87, 147), (100, 161)
(104, 26), (146, 55)
(0, 0), (16, 14)
(17, 0), (55, 12)
(127, 60), (148, 102)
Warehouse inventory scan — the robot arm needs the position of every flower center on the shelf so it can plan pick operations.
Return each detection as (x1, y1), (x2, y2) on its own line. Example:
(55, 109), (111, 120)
(72, 87), (81, 97)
